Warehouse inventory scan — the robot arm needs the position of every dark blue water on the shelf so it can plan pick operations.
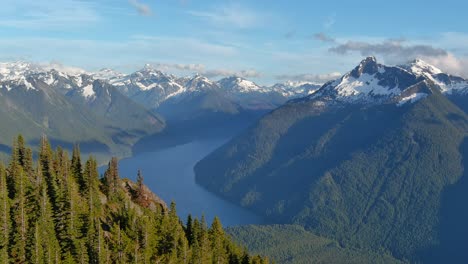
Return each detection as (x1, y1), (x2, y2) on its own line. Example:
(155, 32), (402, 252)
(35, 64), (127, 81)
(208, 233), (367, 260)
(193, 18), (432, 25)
(102, 140), (263, 227)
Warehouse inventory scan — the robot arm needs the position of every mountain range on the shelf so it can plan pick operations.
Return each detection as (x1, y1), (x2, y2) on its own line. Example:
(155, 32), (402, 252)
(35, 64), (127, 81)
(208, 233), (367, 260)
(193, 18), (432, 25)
(95, 64), (320, 113)
(3, 56), (468, 262)
(0, 61), (318, 157)
(0, 62), (164, 159)
(194, 57), (468, 262)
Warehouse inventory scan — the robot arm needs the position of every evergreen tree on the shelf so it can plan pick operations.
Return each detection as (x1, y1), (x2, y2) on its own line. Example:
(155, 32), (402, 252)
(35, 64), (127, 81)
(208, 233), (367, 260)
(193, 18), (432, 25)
(9, 165), (28, 263)
(16, 135), (26, 168)
(103, 157), (119, 198)
(241, 253), (250, 264)
(135, 169), (148, 207)
(84, 157), (102, 264)
(0, 164), (9, 263)
(38, 181), (60, 264)
(0, 136), (264, 264)
(186, 214), (194, 246)
(210, 217), (227, 264)
(199, 215), (212, 264)
(71, 145), (86, 194)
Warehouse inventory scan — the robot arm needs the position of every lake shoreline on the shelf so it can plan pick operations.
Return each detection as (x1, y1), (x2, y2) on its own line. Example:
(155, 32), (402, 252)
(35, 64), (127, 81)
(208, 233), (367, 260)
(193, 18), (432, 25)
(101, 139), (265, 227)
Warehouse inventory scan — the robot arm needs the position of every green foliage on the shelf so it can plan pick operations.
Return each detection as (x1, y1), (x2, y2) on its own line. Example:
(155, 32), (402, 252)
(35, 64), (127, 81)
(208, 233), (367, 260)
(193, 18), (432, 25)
(0, 135), (264, 264)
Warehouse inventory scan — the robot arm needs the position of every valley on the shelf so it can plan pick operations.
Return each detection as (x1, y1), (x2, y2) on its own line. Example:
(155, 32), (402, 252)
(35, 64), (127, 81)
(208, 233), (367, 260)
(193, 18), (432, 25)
(4, 1), (468, 263)
(104, 139), (265, 226)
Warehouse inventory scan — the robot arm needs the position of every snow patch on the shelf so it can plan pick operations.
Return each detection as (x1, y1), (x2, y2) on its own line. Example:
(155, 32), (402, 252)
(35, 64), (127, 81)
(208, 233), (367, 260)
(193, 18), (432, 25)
(397, 93), (428, 106)
(74, 76), (83, 87)
(377, 66), (386, 74)
(43, 74), (56, 85)
(22, 78), (35, 90)
(136, 82), (160, 91)
(81, 84), (95, 99)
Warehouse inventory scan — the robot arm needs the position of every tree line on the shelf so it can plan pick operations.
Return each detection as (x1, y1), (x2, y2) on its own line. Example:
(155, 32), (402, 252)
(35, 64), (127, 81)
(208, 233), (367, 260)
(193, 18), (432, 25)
(0, 135), (270, 264)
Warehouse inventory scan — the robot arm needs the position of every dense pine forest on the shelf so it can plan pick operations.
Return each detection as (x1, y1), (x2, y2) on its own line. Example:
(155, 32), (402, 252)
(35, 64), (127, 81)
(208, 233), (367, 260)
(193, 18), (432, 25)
(0, 136), (268, 264)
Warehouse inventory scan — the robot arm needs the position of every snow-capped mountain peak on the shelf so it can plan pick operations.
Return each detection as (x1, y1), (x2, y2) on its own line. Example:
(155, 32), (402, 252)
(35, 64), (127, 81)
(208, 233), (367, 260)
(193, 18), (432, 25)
(0, 61), (41, 81)
(133, 66), (166, 79)
(0, 62), (45, 91)
(308, 57), (421, 104)
(184, 74), (216, 91)
(349, 56), (380, 78)
(400, 59), (468, 94)
(404, 59), (443, 76)
(92, 68), (125, 80)
(217, 76), (264, 93)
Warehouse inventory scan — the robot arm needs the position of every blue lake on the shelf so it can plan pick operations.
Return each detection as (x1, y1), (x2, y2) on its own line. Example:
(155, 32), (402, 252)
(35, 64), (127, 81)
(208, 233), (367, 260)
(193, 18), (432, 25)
(102, 140), (263, 227)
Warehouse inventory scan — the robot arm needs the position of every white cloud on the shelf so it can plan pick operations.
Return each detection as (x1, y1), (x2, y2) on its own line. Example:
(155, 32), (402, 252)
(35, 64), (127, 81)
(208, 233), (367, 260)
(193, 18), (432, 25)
(0, 34), (263, 80)
(40, 61), (87, 75)
(420, 54), (468, 78)
(0, 36), (240, 75)
(204, 69), (262, 79)
(148, 62), (262, 78)
(327, 35), (468, 78)
(150, 63), (206, 73)
(275, 72), (342, 83)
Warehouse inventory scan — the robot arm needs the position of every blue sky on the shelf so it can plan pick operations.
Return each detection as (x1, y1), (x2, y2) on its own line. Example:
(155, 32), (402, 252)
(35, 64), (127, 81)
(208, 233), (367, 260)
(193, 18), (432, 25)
(1, 0), (468, 84)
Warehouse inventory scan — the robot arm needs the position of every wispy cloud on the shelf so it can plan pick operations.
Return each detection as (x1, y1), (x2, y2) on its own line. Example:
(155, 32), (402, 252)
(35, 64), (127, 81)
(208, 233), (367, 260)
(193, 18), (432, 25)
(284, 31), (296, 39)
(128, 0), (152, 16)
(0, 34), (266, 79)
(275, 72), (342, 83)
(131, 35), (238, 57)
(149, 62), (262, 78)
(327, 36), (468, 77)
(314, 32), (336, 43)
(150, 62), (206, 73)
(41, 61), (87, 75)
(0, 35), (240, 74)
(205, 69), (262, 79)
(0, 0), (100, 29)
(187, 4), (265, 29)
(329, 39), (447, 59)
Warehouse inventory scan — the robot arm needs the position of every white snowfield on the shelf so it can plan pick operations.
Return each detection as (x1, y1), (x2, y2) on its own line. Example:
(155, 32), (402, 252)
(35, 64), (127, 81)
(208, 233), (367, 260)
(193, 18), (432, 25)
(333, 72), (400, 97)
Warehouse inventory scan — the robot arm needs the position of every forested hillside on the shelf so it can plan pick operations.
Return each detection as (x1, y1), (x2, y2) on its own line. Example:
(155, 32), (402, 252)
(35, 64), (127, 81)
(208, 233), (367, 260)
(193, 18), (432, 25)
(0, 136), (267, 264)
(195, 60), (468, 261)
(227, 225), (405, 264)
